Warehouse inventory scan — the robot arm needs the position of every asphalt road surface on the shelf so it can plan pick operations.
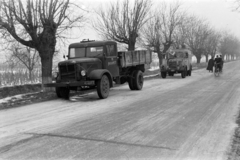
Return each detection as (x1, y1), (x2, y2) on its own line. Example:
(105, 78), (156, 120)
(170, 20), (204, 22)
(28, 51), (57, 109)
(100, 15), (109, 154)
(0, 61), (240, 160)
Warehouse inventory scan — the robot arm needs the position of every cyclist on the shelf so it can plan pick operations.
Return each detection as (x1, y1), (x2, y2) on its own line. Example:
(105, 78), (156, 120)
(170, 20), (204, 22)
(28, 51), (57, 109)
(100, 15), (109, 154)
(214, 55), (223, 72)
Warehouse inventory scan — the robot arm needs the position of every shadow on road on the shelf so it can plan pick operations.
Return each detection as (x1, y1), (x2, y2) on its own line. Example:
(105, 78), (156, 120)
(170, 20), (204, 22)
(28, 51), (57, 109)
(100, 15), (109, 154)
(24, 132), (177, 151)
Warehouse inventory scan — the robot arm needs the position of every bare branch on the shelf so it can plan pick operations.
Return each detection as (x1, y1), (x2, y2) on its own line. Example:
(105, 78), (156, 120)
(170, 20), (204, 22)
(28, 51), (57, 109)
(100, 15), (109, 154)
(93, 0), (152, 51)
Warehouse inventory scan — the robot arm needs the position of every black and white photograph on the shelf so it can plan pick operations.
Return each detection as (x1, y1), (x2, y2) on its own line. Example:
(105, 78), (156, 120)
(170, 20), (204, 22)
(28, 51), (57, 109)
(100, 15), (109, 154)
(0, 0), (240, 159)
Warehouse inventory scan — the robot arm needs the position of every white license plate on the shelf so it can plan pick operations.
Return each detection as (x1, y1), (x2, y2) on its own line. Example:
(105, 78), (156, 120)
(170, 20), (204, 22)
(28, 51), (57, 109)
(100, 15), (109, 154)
(84, 81), (95, 85)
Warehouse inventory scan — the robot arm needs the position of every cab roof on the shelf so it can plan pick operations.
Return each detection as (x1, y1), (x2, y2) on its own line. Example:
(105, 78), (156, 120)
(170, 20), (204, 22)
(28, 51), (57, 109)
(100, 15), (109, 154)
(69, 40), (117, 48)
(172, 48), (192, 55)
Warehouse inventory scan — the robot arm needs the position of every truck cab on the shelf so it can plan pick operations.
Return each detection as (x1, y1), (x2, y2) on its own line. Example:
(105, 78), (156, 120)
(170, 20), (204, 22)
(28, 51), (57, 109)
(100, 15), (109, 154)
(65, 40), (119, 80)
(161, 48), (192, 78)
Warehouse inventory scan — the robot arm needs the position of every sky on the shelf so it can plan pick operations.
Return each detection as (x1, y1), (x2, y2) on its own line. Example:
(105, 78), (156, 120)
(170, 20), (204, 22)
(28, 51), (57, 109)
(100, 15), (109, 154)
(76, 0), (240, 41)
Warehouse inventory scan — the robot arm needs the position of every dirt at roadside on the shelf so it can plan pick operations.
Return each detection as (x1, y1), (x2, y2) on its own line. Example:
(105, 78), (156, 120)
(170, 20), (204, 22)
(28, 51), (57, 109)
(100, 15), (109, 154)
(228, 109), (240, 160)
(0, 91), (57, 110)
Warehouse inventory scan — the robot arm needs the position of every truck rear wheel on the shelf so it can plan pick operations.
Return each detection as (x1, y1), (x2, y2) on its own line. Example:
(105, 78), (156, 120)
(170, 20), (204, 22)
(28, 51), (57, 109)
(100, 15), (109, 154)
(59, 87), (70, 100)
(128, 71), (135, 90)
(97, 74), (110, 99)
(133, 70), (143, 90)
(187, 70), (192, 76)
(161, 72), (166, 78)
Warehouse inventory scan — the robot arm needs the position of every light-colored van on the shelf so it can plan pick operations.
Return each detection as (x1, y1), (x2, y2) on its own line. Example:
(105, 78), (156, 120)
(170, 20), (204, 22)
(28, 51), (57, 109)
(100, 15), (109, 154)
(161, 48), (192, 78)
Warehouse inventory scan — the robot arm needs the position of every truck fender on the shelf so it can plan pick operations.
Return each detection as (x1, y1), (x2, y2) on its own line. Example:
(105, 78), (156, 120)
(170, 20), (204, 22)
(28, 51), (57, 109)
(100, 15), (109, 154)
(88, 69), (113, 87)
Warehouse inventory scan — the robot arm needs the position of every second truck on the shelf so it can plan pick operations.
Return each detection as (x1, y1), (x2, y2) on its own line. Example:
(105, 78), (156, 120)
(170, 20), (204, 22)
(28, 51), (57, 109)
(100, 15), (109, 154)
(161, 48), (192, 78)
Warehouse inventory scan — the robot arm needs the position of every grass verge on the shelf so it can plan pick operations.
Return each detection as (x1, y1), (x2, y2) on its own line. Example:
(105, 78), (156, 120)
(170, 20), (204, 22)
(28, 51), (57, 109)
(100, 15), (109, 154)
(0, 69), (162, 111)
(0, 84), (42, 99)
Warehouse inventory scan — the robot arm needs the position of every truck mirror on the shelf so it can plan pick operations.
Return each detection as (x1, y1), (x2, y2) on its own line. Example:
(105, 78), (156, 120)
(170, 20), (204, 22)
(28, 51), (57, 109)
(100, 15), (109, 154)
(63, 55), (69, 59)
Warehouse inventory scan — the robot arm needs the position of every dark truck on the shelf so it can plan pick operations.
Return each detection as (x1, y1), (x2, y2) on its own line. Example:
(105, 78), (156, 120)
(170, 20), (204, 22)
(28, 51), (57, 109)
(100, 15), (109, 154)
(44, 40), (152, 99)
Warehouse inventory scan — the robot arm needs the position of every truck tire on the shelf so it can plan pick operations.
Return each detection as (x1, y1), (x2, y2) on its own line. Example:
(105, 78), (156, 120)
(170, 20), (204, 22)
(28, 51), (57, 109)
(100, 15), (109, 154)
(128, 71), (135, 90)
(59, 87), (70, 99)
(55, 87), (61, 98)
(97, 74), (110, 99)
(188, 70), (192, 76)
(188, 65), (192, 76)
(181, 68), (186, 78)
(133, 70), (143, 90)
(161, 72), (166, 78)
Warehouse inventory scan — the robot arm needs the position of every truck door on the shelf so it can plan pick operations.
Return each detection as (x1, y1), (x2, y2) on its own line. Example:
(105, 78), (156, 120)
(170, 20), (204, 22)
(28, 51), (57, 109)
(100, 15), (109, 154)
(104, 44), (119, 77)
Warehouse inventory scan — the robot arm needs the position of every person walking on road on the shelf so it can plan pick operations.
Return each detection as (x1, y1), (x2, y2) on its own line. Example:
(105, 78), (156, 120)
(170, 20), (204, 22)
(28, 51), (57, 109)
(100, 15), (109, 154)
(207, 57), (214, 72)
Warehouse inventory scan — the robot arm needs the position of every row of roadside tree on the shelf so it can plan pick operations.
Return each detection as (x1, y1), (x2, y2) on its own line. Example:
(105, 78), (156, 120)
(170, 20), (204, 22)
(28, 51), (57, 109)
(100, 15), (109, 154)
(0, 0), (239, 88)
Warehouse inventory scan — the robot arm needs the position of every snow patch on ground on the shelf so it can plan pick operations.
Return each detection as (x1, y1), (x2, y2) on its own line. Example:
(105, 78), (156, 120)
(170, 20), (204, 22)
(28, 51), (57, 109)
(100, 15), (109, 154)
(0, 92), (39, 104)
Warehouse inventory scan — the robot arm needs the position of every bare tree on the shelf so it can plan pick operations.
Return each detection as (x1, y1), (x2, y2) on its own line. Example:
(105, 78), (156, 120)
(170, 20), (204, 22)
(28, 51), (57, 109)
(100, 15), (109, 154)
(0, 0), (85, 88)
(234, 0), (240, 11)
(93, 0), (152, 51)
(141, 1), (184, 68)
(9, 44), (40, 83)
(182, 16), (211, 63)
(141, 12), (162, 67)
(202, 30), (221, 62)
(5, 55), (18, 73)
(219, 33), (240, 61)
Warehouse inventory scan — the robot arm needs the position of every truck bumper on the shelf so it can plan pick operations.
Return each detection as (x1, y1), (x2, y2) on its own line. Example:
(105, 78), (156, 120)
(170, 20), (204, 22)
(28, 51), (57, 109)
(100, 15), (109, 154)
(162, 68), (184, 73)
(44, 80), (95, 88)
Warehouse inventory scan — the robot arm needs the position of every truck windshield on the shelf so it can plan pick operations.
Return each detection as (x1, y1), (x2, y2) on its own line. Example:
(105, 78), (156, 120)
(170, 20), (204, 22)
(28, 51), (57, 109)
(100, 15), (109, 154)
(69, 46), (104, 58)
(175, 52), (185, 58)
(168, 52), (186, 59)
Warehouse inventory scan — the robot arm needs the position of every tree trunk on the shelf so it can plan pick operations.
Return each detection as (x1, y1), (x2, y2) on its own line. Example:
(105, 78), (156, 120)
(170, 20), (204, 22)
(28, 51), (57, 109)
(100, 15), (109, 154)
(29, 69), (33, 83)
(205, 54), (209, 62)
(157, 52), (163, 71)
(128, 39), (135, 51)
(163, 43), (171, 53)
(196, 55), (201, 63)
(39, 47), (54, 91)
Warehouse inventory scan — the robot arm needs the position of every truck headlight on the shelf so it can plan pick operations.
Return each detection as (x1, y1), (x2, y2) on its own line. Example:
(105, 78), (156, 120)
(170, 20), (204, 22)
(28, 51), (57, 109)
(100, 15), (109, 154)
(81, 70), (86, 76)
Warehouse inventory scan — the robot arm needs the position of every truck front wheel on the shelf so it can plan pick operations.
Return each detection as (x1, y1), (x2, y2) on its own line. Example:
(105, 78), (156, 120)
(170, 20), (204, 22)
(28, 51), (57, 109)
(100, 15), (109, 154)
(59, 87), (70, 100)
(133, 70), (143, 90)
(97, 74), (110, 99)
(181, 68), (186, 78)
(187, 70), (192, 76)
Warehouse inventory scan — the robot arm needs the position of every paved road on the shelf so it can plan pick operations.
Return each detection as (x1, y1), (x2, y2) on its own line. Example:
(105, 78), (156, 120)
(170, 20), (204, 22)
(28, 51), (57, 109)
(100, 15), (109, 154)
(0, 61), (240, 160)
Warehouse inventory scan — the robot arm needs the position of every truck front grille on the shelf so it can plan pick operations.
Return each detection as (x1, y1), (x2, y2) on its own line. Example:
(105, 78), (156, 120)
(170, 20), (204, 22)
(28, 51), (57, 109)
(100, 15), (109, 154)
(169, 61), (177, 68)
(59, 64), (76, 81)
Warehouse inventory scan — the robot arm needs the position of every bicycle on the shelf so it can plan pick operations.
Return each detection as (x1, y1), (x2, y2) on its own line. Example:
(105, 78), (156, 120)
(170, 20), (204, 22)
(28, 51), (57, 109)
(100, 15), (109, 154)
(214, 63), (221, 77)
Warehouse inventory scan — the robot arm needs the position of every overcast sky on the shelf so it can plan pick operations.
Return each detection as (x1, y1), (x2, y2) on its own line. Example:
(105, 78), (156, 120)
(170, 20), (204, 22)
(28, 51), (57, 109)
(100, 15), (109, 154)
(1, 0), (240, 62)
(76, 0), (240, 42)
